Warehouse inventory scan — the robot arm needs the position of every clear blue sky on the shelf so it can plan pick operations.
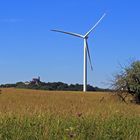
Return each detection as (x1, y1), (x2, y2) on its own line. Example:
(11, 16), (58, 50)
(0, 0), (140, 88)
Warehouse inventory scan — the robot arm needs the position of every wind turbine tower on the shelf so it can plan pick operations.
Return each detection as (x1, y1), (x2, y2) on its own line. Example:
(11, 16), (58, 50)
(51, 13), (106, 92)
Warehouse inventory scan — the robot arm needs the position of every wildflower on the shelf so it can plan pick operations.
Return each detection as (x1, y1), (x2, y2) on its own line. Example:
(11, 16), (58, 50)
(77, 112), (82, 117)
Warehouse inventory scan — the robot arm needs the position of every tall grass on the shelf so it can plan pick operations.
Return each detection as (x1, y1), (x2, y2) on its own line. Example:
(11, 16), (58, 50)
(0, 115), (139, 140)
(0, 88), (139, 139)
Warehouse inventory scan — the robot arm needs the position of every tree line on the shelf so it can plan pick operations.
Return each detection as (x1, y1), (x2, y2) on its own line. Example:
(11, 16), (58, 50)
(0, 81), (111, 92)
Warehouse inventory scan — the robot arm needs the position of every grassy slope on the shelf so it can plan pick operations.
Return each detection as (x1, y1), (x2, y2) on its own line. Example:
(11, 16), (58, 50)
(0, 88), (139, 140)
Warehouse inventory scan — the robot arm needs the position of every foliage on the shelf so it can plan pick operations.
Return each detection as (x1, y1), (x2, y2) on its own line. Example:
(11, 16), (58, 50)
(0, 84), (16, 88)
(0, 81), (109, 92)
(113, 60), (140, 104)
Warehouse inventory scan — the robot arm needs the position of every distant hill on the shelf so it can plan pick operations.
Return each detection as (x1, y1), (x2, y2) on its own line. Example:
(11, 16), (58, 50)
(0, 81), (112, 92)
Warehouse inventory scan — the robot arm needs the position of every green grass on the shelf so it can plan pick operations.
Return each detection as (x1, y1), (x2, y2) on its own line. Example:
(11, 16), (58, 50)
(0, 115), (139, 140)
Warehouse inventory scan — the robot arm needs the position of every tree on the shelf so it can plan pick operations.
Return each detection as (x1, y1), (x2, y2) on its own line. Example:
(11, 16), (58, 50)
(113, 60), (140, 104)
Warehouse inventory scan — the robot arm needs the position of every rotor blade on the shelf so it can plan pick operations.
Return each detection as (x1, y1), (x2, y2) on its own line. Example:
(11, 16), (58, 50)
(85, 13), (106, 37)
(86, 40), (93, 71)
(51, 29), (84, 38)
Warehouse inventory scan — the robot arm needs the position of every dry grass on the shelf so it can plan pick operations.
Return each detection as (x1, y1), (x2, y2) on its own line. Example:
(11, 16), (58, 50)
(0, 88), (139, 117)
(0, 88), (139, 139)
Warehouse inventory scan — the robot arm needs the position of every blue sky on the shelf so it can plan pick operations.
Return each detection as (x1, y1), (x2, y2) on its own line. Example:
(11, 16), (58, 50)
(0, 0), (140, 88)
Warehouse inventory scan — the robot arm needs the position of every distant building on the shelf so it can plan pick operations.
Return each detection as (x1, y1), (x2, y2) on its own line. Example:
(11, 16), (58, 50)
(31, 76), (41, 85)
(24, 76), (41, 85)
(24, 81), (30, 85)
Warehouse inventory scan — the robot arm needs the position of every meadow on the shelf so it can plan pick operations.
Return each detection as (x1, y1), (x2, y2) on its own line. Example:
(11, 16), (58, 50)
(0, 88), (139, 140)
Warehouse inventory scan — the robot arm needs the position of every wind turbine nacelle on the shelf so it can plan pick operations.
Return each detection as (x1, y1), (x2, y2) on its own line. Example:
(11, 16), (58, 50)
(84, 36), (89, 39)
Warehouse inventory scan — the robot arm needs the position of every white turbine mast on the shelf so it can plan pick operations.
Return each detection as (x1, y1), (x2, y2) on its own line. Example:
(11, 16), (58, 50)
(51, 13), (106, 92)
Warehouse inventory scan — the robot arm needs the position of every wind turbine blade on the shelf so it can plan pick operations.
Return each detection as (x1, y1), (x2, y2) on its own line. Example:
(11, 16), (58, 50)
(51, 29), (84, 38)
(85, 13), (106, 37)
(86, 40), (93, 71)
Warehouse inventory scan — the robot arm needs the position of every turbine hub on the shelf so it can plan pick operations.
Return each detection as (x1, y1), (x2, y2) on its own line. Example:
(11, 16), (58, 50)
(84, 36), (88, 39)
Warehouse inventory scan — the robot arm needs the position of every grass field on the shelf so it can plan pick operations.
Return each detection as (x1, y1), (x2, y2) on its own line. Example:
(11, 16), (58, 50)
(0, 88), (139, 140)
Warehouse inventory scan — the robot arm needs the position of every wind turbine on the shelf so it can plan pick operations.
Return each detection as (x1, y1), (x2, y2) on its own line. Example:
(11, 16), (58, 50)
(51, 13), (106, 92)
